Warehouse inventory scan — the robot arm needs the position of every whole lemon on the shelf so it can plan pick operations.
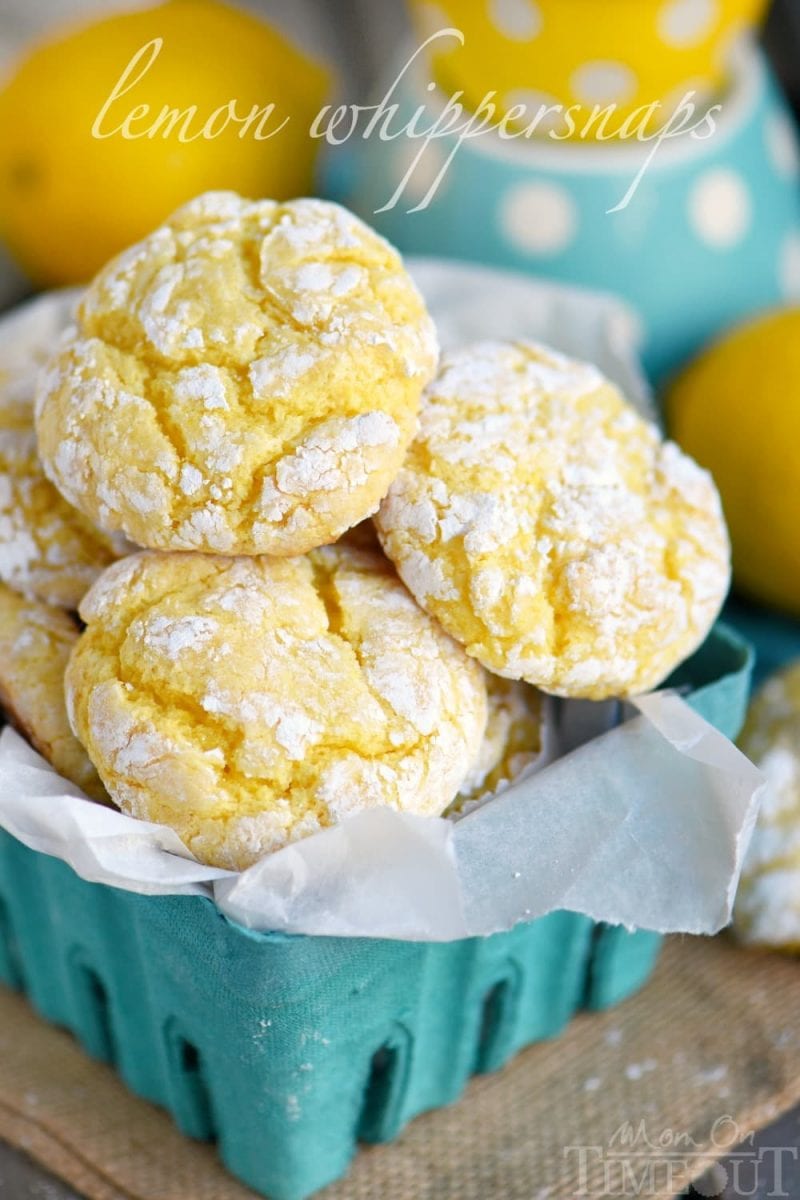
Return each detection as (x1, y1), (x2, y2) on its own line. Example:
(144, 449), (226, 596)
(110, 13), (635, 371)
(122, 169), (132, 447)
(668, 309), (800, 617)
(0, 0), (329, 285)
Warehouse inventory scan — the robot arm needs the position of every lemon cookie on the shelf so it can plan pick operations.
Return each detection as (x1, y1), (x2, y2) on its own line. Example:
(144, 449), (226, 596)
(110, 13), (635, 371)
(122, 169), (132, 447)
(0, 583), (104, 800)
(376, 341), (730, 700)
(36, 192), (439, 557)
(0, 291), (128, 609)
(67, 545), (488, 869)
(448, 677), (543, 815)
(734, 662), (800, 950)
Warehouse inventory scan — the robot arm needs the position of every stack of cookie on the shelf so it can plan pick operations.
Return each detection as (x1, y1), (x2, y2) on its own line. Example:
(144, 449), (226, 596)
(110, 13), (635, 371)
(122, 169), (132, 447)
(0, 290), (124, 800)
(0, 191), (732, 871)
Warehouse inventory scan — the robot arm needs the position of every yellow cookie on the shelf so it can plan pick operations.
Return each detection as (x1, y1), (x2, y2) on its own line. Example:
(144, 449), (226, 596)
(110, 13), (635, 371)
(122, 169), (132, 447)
(0, 292), (127, 609)
(36, 192), (439, 557)
(376, 341), (730, 700)
(67, 546), (488, 869)
(734, 662), (800, 950)
(0, 582), (104, 800)
(448, 677), (543, 815)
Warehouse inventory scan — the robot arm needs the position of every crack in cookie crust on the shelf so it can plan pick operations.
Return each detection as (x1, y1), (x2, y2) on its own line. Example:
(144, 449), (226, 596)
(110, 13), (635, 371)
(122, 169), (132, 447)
(376, 340), (731, 700)
(36, 194), (439, 556)
(0, 292), (127, 609)
(67, 546), (487, 869)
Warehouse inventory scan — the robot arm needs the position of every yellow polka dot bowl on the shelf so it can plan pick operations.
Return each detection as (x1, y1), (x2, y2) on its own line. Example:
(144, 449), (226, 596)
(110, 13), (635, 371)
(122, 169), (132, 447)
(409, 0), (769, 139)
(346, 38), (800, 382)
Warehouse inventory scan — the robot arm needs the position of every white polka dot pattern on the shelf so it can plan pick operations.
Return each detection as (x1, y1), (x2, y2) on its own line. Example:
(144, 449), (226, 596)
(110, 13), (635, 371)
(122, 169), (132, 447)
(487, 0), (542, 41)
(571, 61), (637, 106)
(373, 17), (795, 387)
(500, 182), (578, 255)
(688, 169), (752, 249)
(658, 0), (719, 48)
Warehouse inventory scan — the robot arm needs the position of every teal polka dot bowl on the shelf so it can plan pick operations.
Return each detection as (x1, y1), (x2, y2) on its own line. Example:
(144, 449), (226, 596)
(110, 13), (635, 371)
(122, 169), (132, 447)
(345, 39), (800, 382)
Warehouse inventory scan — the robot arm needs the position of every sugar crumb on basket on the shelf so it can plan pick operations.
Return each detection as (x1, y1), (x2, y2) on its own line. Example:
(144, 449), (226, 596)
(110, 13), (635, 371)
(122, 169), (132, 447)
(376, 340), (731, 700)
(66, 545), (488, 869)
(35, 192), (439, 558)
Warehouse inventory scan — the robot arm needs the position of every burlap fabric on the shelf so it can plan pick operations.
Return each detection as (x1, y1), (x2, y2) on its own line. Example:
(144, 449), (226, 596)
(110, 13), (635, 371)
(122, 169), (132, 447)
(0, 934), (798, 1200)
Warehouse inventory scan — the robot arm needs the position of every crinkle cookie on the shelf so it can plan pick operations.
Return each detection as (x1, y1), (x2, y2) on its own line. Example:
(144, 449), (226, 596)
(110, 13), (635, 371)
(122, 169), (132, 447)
(448, 677), (543, 815)
(734, 662), (800, 950)
(0, 583), (104, 800)
(376, 341), (730, 700)
(36, 192), (439, 557)
(67, 545), (488, 869)
(0, 291), (127, 609)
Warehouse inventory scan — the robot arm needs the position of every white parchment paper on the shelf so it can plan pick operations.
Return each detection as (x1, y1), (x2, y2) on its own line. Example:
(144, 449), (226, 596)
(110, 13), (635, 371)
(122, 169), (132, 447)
(0, 692), (763, 939)
(409, 258), (654, 419)
(0, 266), (760, 940)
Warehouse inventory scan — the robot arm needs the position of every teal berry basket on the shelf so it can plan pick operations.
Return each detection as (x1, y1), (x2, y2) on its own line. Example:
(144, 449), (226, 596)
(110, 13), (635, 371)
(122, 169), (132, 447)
(0, 623), (753, 1200)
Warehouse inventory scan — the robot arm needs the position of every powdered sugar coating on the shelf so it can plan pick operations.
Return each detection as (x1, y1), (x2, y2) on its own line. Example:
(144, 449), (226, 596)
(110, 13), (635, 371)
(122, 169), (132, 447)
(376, 340), (731, 699)
(0, 582), (104, 800)
(68, 546), (487, 869)
(36, 193), (439, 556)
(735, 663), (800, 948)
(0, 292), (129, 609)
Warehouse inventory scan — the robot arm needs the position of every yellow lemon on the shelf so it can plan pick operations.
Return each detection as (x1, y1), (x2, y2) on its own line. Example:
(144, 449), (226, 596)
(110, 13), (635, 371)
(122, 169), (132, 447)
(667, 308), (800, 617)
(409, 0), (767, 138)
(0, 0), (329, 286)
